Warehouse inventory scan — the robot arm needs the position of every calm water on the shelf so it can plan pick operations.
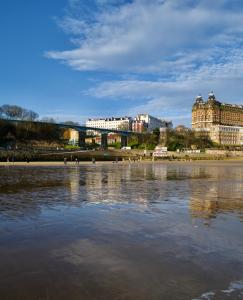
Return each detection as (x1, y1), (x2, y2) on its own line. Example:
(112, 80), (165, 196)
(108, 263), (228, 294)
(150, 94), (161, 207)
(0, 163), (243, 300)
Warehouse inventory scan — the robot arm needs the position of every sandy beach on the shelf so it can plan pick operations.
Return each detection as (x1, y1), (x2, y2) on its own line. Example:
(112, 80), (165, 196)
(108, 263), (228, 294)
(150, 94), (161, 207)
(1, 158), (243, 167)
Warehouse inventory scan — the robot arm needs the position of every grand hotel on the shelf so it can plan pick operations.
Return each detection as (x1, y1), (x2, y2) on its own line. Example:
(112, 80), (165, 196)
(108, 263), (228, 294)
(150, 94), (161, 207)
(192, 92), (243, 145)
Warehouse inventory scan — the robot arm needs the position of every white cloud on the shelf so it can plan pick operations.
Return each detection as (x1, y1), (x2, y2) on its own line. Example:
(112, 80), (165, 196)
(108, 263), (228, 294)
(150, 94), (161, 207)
(46, 0), (243, 125)
(87, 49), (243, 124)
(47, 0), (243, 74)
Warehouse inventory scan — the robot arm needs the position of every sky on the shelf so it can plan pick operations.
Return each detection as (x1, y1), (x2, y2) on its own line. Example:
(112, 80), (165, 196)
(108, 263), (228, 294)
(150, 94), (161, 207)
(1, 0), (243, 126)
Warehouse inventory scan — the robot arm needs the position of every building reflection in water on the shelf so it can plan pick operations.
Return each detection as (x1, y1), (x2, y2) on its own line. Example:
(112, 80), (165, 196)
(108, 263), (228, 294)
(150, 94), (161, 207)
(1, 164), (243, 223)
(68, 167), (80, 202)
(65, 164), (171, 206)
(63, 164), (243, 223)
(189, 166), (243, 222)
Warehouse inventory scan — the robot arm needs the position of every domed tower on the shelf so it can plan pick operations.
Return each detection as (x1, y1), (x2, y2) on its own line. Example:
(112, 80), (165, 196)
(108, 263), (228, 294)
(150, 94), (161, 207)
(207, 91), (220, 106)
(206, 91), (221, 125)
(208, 91), (215, 100)
(192, 94), (206, 129)
(192, 94), (204, 110)
(195, 94), (204, 104)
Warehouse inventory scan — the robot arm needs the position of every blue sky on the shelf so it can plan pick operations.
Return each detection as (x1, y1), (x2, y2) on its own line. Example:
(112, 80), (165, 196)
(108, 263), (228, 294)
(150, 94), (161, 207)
(1, 0), (243, 126)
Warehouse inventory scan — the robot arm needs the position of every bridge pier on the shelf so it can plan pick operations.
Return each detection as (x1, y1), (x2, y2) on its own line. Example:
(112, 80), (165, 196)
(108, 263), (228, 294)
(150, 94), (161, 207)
(78, 131), (86, 148)
(101, 133), (108, 149)
(121, 135), (128, 148)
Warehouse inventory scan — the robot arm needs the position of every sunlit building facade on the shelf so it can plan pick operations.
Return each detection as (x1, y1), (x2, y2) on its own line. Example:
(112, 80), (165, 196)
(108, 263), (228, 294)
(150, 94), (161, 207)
(133, 114), (173, 132)
(192, 92), (243, 145)
(63, 128), (79, 145)
(86, 117), (132, 131)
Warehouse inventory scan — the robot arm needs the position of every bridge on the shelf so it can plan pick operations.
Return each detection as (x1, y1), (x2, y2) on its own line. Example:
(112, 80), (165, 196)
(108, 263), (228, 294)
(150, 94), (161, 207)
(0, 118), (137, 149)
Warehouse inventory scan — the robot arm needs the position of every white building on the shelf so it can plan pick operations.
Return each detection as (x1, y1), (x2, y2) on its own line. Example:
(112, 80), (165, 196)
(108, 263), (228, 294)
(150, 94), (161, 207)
(86, 117), (132, 134)
(210, 125), (243, 145)
(134, 114), (173, 132)
(194, 125), (243, 145)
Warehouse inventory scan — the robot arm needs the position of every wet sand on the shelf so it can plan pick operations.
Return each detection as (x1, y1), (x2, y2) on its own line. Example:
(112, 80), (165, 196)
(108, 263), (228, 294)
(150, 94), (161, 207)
(1, 162), (243, 299)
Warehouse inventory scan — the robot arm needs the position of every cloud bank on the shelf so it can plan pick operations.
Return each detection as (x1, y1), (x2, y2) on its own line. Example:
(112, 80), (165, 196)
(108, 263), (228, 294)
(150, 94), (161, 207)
(46, 0), (243, 125)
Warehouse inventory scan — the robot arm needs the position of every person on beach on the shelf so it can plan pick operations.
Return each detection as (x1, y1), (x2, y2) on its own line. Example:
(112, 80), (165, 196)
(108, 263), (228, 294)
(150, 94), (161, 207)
(64, 157), (67, 165)
(75, 158), (79, 165)
(92, 157), (96, 164)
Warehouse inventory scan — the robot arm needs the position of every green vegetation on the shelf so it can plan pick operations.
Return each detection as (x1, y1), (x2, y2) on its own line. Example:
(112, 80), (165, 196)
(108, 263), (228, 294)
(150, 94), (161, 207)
(0, 119), (64, 148)
(109, 142), (121, 149)
(166, 129), (213, 151)
(127, 127), (213, 151)
(0, 104), (65, 148)
(128, 128), (160, 150)
(62, 121), (80, 126)
(64, 145), (80, 150)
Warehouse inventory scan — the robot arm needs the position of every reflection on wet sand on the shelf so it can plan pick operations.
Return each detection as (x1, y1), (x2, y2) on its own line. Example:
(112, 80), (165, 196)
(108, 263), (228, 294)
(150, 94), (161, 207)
(0, 163), (243, 299)
(1, 164), (243, 221)
(189, 167), (243, 222)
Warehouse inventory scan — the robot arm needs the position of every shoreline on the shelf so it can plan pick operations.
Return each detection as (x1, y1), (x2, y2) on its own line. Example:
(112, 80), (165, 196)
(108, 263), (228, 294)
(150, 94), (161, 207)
(1, 158), (243, 167)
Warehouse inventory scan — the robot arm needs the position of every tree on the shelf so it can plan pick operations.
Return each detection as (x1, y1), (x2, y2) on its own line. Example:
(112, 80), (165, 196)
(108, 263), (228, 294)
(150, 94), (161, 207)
(166, 128), (213, 150)
(1, 104), (23, 119)
(22, 110), (39, 121)
(127, 131), (159, 150)
(152, 128), (160, 144)
(0, 104), (39, 121)
(62, 121), (80, 126)
(40, 117), (56, 123)
(0, 106), (3, 118)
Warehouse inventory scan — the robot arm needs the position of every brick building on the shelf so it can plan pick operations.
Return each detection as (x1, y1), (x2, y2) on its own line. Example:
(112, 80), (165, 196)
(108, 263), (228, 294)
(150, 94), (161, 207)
(192, 92), (243, 129)
(192, 92), (243, 145)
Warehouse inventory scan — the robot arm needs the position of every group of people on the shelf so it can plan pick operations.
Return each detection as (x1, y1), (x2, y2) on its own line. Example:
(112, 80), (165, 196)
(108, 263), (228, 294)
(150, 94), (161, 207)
(63, 157), (122, 165)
